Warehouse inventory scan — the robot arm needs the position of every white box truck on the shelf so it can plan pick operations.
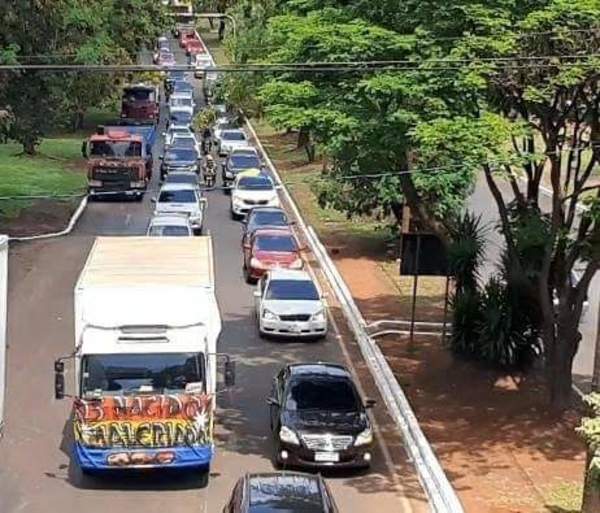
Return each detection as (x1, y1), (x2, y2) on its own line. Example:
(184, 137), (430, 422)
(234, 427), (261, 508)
(54, 236), (233, 482)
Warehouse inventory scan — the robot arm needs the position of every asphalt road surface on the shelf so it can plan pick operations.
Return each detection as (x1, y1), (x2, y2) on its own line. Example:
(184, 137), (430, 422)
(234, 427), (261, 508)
(0, 39), (428, 513)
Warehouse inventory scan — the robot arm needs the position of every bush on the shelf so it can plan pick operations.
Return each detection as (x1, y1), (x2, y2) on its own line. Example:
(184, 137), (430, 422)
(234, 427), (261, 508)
(449, 289), (482, 357)
(476, 278), (540, 368)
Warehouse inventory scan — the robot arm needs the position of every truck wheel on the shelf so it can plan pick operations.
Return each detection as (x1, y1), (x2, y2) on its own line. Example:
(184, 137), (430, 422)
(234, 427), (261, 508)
(135, 192), (144, 202)
(198, 466), (210, 488)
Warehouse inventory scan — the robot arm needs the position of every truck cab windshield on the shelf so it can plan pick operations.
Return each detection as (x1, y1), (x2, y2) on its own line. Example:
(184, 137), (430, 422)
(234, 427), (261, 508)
(90, 141), (142, 158)
(81, 352), (204, 396)
(124, 89), (155, 102)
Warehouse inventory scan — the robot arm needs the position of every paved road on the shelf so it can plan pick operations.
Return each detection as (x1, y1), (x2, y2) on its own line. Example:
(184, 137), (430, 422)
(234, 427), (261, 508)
(469, 176), (599, 392)
(0, 40), (428, 513)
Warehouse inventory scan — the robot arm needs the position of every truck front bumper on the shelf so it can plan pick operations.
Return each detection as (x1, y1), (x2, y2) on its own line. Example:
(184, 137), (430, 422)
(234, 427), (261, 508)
(74, 442), (213, 471)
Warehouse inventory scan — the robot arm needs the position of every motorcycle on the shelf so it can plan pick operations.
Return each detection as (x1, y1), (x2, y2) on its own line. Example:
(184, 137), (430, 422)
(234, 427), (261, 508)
(203, 157), (216, 188)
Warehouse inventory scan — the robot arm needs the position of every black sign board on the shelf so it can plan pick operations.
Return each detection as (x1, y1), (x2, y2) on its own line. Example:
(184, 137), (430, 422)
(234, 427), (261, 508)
(400, 233), (449, 276)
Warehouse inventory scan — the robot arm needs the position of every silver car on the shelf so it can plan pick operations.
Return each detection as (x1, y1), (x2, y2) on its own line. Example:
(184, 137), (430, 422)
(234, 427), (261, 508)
(152, 183), (206, 234)
(254, 269), (328, 339)
(147, 213), (193, 237)
(218, 129), (251, 156)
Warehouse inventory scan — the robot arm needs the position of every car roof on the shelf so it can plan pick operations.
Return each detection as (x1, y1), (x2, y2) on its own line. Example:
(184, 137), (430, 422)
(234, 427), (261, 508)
(268, 269), (312, 281)
(245, 472), (325, 513)
(149, 214), (191, 226)
(287, 362), (350, 378)
(236, 168), (264, 178)
(222, 128), (245, 135)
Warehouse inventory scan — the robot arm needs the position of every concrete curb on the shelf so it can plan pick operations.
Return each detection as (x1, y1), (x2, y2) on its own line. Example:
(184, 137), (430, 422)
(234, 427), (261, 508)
(9, 195), (88, 243)
(245, 118), (464, 513)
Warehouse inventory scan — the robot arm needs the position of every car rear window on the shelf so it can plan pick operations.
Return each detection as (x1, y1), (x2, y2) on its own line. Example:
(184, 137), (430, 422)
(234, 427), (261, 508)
(255, 234), (296, 252)
(230, 155), (260, 168)
(286, 377), (360, 412)
(158, 190), (196, 203)
(248, 476), (323, 513)
(223, 131), (246, 141)
(250, 211), (288, 228)
(265, 280), (319, 301)
(237, 176), (273, 191)
(149, 225), (191, 236)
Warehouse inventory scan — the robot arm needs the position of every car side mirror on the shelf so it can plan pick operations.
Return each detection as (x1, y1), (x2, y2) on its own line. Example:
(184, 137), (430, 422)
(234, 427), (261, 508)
(243, 243), (251, 250)
(151, 197), (157, 203)
(54, 360), (65, 400)
(253, 291), (261, 298)
(159, 155), (164, 160)
(266, 397), (280, 406)
(224, 360), (236, 387)
(364, 398), (376, 409)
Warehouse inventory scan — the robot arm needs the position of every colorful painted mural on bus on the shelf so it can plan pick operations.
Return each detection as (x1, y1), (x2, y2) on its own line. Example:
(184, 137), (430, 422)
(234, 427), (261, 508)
(73, 393), (213, 465)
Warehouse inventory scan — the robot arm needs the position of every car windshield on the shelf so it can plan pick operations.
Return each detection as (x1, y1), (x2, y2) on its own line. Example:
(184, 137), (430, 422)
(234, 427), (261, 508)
(165, 149), (196, 161)
(230, 155), (260, 168)
(173, 137), (195, 148)
(250, 211), (288, 228)
(238, 176), (272, 191)
(286, 377), (360, 412)
(173, 81), (193, 92)
(149, 224), (191, 236)
(171, 98), (193, 107)
(266, 280), (319, 301)
(90, 141), (142, 158)
(255, 234), (296, 252)
(123, 89), (154, 102)
(81, 353), (204, 396)
(168, 71), (185, 81)
(169, 128), (191, 138)
(159, 189), (196, 203)
(170, 112), (192, 124)
(166, 174), (197, 185)
(223, 131), (245, 141)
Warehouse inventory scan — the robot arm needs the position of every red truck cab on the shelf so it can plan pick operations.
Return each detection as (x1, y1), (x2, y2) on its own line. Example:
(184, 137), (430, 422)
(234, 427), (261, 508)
(120, 84), (159, 122)
(83, 127), (151, 199)
(185, 40), (205, 56)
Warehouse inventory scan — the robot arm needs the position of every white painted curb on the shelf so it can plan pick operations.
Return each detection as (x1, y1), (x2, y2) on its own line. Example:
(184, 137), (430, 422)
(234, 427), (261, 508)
(9, 195), (88, 243)
(245, 119), (464, 513)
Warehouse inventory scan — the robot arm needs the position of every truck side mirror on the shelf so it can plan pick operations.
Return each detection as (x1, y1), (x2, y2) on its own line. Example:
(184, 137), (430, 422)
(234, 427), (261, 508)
(54, 360), (65, 400)
(81, 141), (88, 159)
(224, 360), (236, 387)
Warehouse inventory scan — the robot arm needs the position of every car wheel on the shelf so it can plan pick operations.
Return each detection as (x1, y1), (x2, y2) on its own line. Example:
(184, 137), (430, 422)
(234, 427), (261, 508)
(198, 466), (210, 488)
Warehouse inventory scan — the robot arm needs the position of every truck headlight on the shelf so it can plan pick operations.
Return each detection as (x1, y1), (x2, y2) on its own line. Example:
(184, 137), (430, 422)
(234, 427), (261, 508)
(311, 309), (326, 323)
(354, 427), (373, 447)
(279, 426), (300, 445)
(88, 180), (102, 187)
(250, 257), (265, 269)
(130, 180), (145, 188)
(263, 309), (278, 321)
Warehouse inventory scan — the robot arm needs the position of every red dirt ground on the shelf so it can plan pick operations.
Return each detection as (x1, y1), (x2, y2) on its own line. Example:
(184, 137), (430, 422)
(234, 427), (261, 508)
(1, 199), (79, 237)
(326, 236), (586, 513)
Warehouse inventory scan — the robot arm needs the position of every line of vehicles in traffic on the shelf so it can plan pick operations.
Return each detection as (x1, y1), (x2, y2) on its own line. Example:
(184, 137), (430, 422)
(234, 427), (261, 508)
(57, 18), (377, 504)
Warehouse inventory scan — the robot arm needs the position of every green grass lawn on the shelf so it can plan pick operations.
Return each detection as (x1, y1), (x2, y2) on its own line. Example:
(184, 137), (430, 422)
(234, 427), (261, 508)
(0, 139), (86, 218)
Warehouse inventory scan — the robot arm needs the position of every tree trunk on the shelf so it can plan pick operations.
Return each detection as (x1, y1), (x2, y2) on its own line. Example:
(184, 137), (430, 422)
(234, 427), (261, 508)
(22, 137), (36, 155)
(582, 446), (600, 513)
(305, 143), (316, 163)
(546, 321), (580, 411)
(72, 110), (84, 131)
(297, 127), (309, 149)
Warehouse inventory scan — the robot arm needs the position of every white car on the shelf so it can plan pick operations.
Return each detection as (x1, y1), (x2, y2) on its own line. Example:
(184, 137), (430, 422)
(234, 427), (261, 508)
(152, 183), (206, 234)
(218, 129), (251, 156)
(231, 173), (280, 219)
(164, 126), (195, 147)
(213, 118), (237, 141)
(254, 269), (328, 339)
(171, 134), (201, 156)
(168, 96), (195, 118)
(147, 213), (193, 237)
(194, 54), (214, 78)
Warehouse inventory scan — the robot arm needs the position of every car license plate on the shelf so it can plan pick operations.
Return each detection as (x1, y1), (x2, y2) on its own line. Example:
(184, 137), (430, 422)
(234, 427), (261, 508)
(290, 323), (302, 333)
(314, 452), (339, 462)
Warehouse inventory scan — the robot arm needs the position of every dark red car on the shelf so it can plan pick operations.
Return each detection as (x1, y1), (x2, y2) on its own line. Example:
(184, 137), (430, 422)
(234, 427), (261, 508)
(242, 228), (304, 283)
(179, 31), (197, 48)
(185, 40), (205, 56)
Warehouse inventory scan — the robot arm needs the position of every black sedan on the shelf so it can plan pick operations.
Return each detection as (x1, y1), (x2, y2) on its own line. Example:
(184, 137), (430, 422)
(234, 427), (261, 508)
(222, 151), (262, 189)
(160, 147), (200, 179)
(268, 362), (375, 470)
(223, 472), (339, 513)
